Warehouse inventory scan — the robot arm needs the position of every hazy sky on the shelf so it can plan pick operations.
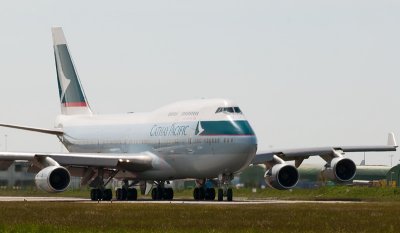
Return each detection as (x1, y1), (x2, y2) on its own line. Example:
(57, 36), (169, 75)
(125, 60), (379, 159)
(0, 0), (399, 166)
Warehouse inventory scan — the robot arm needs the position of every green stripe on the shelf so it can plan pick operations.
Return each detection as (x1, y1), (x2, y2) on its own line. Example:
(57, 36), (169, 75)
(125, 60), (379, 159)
(199, 120), (255, 136)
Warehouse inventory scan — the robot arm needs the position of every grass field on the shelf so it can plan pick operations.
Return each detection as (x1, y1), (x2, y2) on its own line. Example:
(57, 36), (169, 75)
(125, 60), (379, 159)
(0, 202), (400, 233)
(1, 187), (400, 232)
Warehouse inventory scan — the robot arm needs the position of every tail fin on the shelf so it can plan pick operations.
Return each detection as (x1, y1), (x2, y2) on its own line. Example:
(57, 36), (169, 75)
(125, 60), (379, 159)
(52, 27), (92, 115)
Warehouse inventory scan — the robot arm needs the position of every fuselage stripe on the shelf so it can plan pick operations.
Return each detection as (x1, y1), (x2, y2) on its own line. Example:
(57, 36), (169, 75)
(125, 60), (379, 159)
(63, 102), (88, 107)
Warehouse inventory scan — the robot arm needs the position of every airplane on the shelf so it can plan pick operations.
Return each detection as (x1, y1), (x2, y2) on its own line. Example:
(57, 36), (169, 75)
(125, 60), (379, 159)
(0, 27), (397, 201)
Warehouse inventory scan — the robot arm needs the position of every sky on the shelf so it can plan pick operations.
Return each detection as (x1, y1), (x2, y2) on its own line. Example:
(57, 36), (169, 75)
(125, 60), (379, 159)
(0, 0), (399, 166)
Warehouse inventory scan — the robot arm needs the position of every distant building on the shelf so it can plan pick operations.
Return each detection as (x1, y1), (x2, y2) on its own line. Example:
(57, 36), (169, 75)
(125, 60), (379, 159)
(0, 162), (34, 187)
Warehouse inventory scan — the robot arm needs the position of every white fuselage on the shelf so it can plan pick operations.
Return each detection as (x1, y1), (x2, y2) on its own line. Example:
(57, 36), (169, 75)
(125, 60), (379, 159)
(55, 99), (258, 180)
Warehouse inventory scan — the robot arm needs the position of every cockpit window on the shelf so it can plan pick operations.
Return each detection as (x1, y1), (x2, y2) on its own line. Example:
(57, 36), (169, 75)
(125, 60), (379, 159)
(215, 107), (243, 114)
(234, 107), (242, 114)
(225, 107), (234, 113)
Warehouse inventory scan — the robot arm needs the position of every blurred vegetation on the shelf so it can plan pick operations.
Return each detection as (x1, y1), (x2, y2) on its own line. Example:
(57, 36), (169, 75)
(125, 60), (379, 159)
(238, 165), (265, 187)
(0, 202), (400, 232)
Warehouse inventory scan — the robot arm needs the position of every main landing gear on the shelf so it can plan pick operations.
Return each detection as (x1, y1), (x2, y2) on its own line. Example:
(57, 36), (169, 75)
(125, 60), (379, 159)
(89, 168), (115, 201)
(116, 180), (138, 201)
(193, 179), (216, 201)
(151, 181), (174, 200)
(193, 174), (234, 202)
(88, 169), (138, 201)
(90, 188), (113, 201)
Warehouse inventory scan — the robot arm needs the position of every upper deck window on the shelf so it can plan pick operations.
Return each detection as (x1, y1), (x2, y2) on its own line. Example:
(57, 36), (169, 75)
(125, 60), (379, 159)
(215, 107), (243, 114)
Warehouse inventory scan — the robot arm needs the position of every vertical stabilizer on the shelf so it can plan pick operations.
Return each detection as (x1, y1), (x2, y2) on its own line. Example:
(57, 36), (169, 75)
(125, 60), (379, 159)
(52, 27), (92, 115)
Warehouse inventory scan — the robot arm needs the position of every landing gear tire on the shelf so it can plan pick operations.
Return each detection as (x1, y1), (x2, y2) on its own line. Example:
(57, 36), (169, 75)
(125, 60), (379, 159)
(193, 187), (199, 200)
(121, 188), (127, 200)
(164, 188), (174, 200)
(116, 188), (128, 201)
(103, 189), (112, 201)
(90, 188), (112, 201)
(217, 188), (223, 202)
(193, 187), (205, 200)
(127, 188), (138, 201)
(151, 187), (173, 200)
(205, 188), (216, 201)
(199, 188), (205, 200)
(227, 188), (233, 202)
(96, 189), (103, 201)
(90, 189), (96, 201)
(152, 188), (161, 200)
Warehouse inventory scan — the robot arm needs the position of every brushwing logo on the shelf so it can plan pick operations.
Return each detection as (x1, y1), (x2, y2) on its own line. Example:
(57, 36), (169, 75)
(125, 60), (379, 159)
(195, 121), (205, 136)
(55, 44), (87, 106)
(59, 67), (71, 103)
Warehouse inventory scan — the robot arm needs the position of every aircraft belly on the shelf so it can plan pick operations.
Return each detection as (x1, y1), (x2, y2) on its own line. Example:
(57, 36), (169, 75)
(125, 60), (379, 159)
(137, 140), (257, 180)
(64, 125), (257, 180)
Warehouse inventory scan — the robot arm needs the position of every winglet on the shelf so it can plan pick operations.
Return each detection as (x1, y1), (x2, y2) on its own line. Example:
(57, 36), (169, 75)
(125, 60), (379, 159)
(388, 132), (397, 147)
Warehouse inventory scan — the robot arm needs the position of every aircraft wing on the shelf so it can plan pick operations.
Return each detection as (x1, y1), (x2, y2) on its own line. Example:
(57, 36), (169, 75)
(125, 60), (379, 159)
(252, 133), (397, 167)
(0, 152), (153, 172)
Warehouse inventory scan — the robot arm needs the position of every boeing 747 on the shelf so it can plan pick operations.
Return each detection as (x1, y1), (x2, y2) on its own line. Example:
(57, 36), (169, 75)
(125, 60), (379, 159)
(0, 28), (396, 201)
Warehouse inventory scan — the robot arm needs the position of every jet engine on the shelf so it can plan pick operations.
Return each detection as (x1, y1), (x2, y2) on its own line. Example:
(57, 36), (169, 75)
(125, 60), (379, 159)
(264, 164), (299, 190)
(321, 157), (356, 183)
(35, 166), (71, 192)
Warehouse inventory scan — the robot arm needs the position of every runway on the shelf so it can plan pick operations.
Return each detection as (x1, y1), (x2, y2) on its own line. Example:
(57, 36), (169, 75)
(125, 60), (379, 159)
(0, 196), (362, 204)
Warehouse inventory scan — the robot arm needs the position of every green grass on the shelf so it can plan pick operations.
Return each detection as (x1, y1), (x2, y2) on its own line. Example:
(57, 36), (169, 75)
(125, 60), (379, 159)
(0, 202), (400, 232)
(1, 187), (400, 232)
(1, 186), (400, 202)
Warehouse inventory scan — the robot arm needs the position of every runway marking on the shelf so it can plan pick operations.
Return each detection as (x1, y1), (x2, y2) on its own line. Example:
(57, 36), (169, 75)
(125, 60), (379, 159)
(0, 196), (362, 204)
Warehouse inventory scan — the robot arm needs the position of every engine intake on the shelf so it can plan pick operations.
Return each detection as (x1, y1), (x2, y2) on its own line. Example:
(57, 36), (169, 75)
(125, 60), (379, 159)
(264, 164), (299, 190)
(35, 166), (71, 193)
(322, 157), (356, 183)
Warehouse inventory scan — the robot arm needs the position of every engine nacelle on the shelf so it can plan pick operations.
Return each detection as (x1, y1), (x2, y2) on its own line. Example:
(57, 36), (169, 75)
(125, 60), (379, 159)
(35, 166), (71, 193)
(321, 157), (356, 183)
(264, 164), (299, 190)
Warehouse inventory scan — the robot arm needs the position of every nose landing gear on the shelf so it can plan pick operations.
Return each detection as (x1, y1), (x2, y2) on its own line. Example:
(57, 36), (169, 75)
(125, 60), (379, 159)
(216, 173), (234, 202)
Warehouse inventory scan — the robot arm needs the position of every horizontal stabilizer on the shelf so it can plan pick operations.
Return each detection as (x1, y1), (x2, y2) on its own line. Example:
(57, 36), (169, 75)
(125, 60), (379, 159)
(0, 123), (63, 136)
